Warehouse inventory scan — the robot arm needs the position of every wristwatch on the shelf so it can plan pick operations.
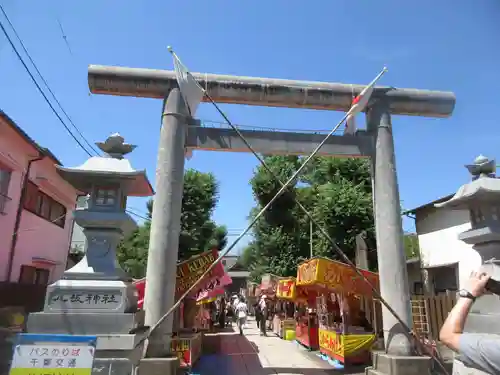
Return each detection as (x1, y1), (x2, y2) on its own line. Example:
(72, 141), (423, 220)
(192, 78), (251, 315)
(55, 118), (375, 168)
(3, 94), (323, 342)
(458, 289), (476, 301)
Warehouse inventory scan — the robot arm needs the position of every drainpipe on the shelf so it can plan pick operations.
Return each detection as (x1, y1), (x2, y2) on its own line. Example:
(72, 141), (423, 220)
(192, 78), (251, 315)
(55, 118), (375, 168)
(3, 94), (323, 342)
(6, 154), (44, 281)
(65, 203), (76, 268)
(64, 198), (82, 270)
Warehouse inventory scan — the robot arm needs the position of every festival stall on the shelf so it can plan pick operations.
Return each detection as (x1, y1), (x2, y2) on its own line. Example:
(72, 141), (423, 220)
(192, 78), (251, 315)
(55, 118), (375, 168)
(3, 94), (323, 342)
(170, 332), (202, 370)
(260, 274), (279, 330)
(296, 257), (379, 366)
(260, 273), (278, 297)
(272, 277), (297, 338)
(246, 282), (259, 315)
(133, 249), (225, 370)
(294, 260), (320, 351)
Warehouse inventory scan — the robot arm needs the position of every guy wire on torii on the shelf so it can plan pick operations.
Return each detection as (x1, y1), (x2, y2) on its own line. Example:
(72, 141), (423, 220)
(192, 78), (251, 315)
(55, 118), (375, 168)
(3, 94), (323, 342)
(134, 46), (447, 372)
(87, 48), (455, 373)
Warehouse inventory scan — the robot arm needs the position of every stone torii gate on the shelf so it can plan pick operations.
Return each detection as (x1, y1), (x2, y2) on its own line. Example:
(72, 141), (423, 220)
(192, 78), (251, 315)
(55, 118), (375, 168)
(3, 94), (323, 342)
(88, 65), (455, 367)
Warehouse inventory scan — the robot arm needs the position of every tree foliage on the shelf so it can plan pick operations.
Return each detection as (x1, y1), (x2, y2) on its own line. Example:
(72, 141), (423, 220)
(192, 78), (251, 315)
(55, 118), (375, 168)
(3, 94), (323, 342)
(238, 156), (423, 283)
(117, 169), (228, 279)
(404, 233), (420, 259)
(242, 156), (377, 282)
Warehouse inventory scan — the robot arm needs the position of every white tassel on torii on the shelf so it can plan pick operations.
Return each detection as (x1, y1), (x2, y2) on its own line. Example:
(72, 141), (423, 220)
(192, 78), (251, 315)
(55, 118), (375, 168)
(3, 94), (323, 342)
(344, 67), (388, 135)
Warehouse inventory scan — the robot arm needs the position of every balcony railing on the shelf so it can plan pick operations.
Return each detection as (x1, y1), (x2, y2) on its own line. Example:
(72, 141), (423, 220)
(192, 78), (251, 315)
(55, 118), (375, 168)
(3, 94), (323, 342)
(0, 192), (12, 215)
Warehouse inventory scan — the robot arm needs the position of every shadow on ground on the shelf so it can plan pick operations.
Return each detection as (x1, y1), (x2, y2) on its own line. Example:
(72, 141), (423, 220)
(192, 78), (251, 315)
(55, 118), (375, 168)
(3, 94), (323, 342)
(194, 327), (368, 375)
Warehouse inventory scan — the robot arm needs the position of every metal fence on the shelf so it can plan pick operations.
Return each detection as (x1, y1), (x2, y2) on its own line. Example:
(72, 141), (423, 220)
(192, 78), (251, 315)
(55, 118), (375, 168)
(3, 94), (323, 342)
(411, 293), (456, 340)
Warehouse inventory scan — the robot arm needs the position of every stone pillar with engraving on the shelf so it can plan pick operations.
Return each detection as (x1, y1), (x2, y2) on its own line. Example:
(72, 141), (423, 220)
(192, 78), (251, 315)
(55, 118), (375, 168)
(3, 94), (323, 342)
(27, 134), (154, 371)
(435, 155), (500, 375)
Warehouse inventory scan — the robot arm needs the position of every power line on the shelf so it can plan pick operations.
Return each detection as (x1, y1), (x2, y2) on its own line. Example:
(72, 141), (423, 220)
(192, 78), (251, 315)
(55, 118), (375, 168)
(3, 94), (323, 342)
(126, 209), (149, 221)
(55, 17), (73, 56)
(126, 206), (150, 217)
(0, 6), (97, 157)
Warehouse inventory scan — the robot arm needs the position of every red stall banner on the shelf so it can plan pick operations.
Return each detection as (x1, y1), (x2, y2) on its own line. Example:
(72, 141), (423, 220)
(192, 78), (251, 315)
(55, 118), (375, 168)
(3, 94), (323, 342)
(133, 249), (225, 309)
(176, 249), (225, 298)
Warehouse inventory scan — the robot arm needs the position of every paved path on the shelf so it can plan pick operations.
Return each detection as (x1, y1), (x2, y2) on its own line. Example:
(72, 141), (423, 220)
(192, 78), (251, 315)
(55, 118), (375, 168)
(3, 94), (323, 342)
(192, 318), (364, 375)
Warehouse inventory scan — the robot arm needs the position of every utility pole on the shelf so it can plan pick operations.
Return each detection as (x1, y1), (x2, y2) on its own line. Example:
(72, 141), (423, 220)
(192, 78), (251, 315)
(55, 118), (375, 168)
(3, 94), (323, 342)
(144, 89), (188, 358)
(309, 219), (313, 258)
(355, 231), (369, 270)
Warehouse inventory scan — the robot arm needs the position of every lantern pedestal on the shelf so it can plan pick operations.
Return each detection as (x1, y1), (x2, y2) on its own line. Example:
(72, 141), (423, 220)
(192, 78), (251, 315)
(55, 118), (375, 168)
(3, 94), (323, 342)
(26, 134), (155, 375)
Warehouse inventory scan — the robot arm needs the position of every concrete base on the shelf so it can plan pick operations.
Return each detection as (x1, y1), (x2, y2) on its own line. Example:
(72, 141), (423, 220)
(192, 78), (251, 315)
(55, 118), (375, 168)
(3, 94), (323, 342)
(27, 311), (144, 334)
(91, 344), (145, 375)
(366, 351), (432, 375)
(92, 358), (135, 375)
(137, 357), (179, 375)
(94, 333), (147, 351)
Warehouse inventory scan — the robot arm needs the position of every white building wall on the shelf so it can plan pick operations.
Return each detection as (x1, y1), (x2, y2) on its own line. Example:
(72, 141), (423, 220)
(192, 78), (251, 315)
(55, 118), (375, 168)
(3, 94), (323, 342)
(416, 208), (482, 289)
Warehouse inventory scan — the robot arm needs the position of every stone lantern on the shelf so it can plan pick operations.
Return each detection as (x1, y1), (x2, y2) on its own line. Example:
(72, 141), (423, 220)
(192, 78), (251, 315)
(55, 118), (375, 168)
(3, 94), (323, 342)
(28, 134), (154, 359)
(435, 155), (500, 375)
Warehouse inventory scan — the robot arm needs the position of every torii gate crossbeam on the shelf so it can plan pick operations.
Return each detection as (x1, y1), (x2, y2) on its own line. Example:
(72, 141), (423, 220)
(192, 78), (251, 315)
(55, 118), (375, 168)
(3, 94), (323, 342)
(87, 65), (456, 366)
(88, 64), (455, 117)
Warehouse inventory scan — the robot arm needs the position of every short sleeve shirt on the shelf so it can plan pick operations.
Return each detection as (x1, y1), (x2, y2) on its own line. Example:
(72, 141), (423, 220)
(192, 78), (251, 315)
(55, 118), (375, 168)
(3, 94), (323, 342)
(236, 302), (247, 318)
(458, 333), (500, 374)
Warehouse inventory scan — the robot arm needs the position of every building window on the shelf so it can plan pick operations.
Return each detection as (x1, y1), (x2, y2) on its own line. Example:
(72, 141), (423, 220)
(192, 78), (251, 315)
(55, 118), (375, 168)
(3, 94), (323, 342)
(413, 282), (423, 295)
(95, 188), (117, 207)
(492, 206), (500, 221)
(23, 182), (67, 228)
(0, 168), (12, 214)
(475, 208), (485, 223)
(76, 195), (89, 209)
(18, 265), (50, 285)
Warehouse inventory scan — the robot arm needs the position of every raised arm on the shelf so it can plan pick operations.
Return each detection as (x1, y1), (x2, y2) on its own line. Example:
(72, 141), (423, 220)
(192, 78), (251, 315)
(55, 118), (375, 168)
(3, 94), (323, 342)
(439, 271), (490, 350)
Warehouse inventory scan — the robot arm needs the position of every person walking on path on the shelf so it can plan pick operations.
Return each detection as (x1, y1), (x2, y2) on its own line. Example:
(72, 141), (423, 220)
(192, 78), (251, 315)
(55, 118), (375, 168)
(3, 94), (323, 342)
(232, 295), (240, 325)
(259, 295), (268, 336)
(218, 297), (226, 328)
(208, 302), (217, 332)
(253, 301), (262, 329)
(225, 300), (234, 327)
(235, 297), (248, 335)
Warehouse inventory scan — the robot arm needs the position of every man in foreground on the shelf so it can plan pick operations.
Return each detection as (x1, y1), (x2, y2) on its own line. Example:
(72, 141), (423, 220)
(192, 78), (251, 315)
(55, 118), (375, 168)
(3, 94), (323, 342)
(439, 271), (500, 374)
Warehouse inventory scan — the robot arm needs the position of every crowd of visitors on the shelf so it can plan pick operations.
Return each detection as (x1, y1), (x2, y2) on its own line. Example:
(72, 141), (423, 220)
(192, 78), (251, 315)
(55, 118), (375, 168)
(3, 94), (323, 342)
(205, 293), (270, 336)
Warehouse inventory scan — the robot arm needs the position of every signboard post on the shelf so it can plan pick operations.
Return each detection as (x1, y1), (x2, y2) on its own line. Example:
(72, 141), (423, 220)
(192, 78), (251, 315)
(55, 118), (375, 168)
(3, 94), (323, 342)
(9, 334), (97, 375)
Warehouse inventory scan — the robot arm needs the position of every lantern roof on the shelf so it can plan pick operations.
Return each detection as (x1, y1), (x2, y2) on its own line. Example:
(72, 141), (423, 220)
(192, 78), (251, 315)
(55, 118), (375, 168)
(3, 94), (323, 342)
(56, 133), (154, 196)
(435, 155), (500, 210)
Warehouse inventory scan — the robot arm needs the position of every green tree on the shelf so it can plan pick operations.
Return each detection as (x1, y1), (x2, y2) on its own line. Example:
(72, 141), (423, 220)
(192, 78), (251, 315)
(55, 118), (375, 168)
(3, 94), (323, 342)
(404, 233), (420, 259)
(117, 169), (228, 278)
(244, 156), (376, 282)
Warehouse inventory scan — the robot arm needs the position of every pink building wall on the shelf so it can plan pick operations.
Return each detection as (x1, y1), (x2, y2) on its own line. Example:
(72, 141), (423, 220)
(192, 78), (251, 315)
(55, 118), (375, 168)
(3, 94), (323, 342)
(0, 114), (78, 283)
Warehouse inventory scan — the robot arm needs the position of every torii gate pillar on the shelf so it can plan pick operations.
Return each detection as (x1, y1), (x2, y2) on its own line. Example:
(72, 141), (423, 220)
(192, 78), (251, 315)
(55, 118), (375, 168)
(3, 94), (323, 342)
(367, 101), (411, 355)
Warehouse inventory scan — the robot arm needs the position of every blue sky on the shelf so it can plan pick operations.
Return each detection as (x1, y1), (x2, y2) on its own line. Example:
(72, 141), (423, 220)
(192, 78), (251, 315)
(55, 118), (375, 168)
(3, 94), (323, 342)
(1, 1), (499, 254)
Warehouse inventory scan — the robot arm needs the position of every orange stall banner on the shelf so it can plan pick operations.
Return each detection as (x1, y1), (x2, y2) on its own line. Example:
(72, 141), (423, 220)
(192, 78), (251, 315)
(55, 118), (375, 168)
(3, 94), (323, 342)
(276, 278), (296, 300)
(296, 258), (319, 286)
(296, 257), (379, 297)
